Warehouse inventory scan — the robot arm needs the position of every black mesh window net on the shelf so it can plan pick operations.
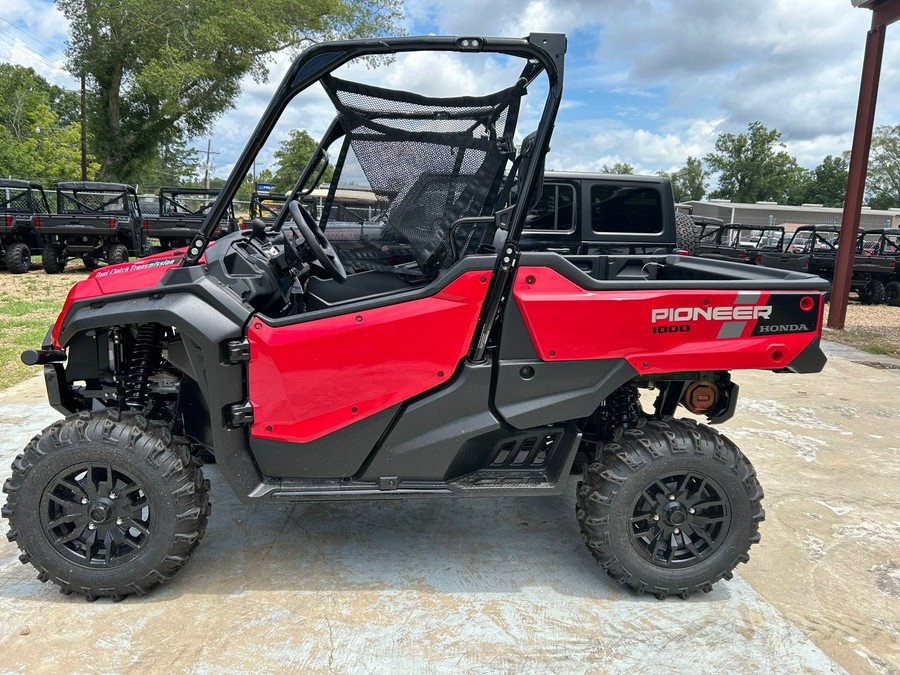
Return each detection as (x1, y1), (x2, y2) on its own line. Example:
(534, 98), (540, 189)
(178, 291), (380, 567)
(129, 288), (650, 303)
(320, 74), (524, 274)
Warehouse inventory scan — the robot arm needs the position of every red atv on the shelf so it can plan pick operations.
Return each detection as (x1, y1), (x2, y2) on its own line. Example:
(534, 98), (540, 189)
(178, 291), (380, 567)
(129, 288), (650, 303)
(3, 34), (828, 601)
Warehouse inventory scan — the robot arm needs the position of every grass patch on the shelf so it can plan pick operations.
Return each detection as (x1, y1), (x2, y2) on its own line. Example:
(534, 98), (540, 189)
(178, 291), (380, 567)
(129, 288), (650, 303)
(862, 343), (893, 355)
(824, 325), (900, 360)
(0, 266), (89, 389)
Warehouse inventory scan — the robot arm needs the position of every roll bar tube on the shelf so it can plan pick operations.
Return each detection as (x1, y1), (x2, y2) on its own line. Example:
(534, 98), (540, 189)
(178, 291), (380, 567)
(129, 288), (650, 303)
(180, 33), (566, 267)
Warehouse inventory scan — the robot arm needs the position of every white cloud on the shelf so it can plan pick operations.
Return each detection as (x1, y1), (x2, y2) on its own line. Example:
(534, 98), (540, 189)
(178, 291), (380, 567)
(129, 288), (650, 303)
(7, 0), (900, 187)
(0, 2), (75, 88)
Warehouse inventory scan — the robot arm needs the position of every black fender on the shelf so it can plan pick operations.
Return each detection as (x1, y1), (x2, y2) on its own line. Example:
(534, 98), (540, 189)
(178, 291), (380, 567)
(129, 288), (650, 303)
(56, 265), (264, 499)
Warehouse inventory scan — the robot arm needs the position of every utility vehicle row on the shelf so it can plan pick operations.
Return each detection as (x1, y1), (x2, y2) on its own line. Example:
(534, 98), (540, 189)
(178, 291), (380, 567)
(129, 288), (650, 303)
(692, 216), (900, 305)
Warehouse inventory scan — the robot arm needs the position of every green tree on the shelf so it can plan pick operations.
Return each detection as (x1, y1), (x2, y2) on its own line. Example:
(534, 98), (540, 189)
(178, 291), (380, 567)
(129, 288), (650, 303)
(865, 124), (900, 209)
(601, 162), (634, 175)
(59, 0), (403, 182)
(133, 138), (201, 188)
(658, 156), (707, 203)
(705, 121), (803, 203)
(0, 64), (98, 182)
(272, 129), (334, 193)
(0, 64), (79, 135)
(801, 155), (848, 208)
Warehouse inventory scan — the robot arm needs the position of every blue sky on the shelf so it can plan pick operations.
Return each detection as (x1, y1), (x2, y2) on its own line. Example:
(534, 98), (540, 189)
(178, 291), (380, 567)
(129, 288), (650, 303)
(2, 0), (899, 185)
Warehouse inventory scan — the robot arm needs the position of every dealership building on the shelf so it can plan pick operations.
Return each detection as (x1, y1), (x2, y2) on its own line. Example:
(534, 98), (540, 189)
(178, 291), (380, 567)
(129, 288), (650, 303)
(683, 200), (900, 232)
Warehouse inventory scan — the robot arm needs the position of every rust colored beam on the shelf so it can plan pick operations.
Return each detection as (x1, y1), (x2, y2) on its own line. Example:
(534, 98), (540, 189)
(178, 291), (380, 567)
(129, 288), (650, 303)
(873, 0), (900, 28)
(827, 20), (886, 329)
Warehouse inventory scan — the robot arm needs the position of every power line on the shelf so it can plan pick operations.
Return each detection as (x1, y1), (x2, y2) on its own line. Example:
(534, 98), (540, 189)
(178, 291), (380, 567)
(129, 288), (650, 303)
(0, 30), (64, 73)
(0, 17), (67, 58)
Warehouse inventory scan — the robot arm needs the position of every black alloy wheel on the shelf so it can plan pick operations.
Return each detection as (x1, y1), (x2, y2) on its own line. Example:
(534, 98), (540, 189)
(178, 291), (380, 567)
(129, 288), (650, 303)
(576, 417), (764, 598)
(628, 470), (731, 568)
(40, 463), (154, 569)
(3, 410), (210, 600)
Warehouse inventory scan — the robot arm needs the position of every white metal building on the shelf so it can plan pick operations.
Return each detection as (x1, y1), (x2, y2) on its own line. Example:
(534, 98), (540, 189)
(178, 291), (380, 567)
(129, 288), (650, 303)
(683, 200), (900, 232)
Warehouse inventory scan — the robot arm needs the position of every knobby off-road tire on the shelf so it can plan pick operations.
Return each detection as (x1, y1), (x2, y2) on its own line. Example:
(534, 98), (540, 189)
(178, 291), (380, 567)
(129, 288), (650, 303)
(106, 243), (128, 265)
(41, 244), (66, 274)
(674, 213), (700, 256)
(858, 279), (886, 305)
(1, 410), (210, 601)
(576, 417), (764, 599)
(886, 281), (900, 307)
(5, 242), (31, 274)
(81, 255), (99, 271)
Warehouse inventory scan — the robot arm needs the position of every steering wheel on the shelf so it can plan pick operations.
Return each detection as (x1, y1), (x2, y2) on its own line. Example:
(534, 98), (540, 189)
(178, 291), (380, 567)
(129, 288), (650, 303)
(288, 199), (347, 284)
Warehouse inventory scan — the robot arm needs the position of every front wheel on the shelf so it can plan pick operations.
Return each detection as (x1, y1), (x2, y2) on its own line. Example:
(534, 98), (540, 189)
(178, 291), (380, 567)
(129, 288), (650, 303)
(886, 281), (900, 307)
(2, 411), (210, 600)
(576, 418), (764, 598)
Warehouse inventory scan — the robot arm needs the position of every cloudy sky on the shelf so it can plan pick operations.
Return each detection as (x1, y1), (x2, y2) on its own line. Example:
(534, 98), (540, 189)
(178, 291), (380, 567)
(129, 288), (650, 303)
(2, 0), (899, 183)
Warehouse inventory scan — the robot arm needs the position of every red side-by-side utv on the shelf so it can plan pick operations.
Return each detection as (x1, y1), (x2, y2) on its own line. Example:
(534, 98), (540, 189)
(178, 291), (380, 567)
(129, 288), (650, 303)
(3, 34), (828, 600)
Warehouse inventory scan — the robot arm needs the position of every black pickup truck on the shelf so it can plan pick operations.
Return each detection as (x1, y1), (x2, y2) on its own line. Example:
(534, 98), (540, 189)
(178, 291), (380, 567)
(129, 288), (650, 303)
(516, 172), (697, 255)
(39, 182), (147, 273)
(320, 172), (697, 273)
(698, 223), (785, 265)
(764, 224), (894, 304)
(0, 179), (49, 274)
(143, 187), (238, 251)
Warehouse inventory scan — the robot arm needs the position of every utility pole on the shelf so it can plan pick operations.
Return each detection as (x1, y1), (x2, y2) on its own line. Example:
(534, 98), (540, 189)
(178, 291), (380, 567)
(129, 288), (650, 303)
(201, 140), (220, 189)
(80, 74), (87, 181)
(203, 140), (211, 189)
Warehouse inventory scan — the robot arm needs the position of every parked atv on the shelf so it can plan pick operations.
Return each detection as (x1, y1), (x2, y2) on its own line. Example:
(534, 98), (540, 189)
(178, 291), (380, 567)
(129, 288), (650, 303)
(4, 34), (829, 602)
(0, 179), (49, 274)
(143, 187), (239, 251)
(38, 182), (146, 273)
(860, 228), (900, 305)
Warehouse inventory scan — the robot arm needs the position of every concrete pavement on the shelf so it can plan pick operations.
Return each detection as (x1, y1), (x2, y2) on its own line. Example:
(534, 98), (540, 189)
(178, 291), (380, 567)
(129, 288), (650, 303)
(0, 342), (896, 673)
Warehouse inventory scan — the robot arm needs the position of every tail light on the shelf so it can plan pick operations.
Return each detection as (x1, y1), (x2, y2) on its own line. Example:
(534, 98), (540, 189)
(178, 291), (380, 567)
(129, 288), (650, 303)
(142, 219), (149, 230)
(109, 218), (116, 229)
(755, 254), (761, 264)
(805, 258), (809, 269)
(5, 216), (12, 228)
(33, 216), (40, 228)
(740, 250), (747, 260)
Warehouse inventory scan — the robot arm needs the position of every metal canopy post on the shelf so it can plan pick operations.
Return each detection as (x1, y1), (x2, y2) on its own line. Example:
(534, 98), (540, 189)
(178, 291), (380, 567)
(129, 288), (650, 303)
(828, 0), (900, 328)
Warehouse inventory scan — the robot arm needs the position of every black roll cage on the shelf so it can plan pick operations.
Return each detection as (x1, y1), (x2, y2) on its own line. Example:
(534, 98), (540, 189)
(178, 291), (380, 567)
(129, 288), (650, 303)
(182, 34), (565, 262)
(180, 33), (565, 359)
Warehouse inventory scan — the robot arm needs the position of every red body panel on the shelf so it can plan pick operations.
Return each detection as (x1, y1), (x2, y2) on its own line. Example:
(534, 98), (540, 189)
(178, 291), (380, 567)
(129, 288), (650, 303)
(513, 267), (823, 375)
(247, 271), (491, 443)
(50, 250), (200, 348)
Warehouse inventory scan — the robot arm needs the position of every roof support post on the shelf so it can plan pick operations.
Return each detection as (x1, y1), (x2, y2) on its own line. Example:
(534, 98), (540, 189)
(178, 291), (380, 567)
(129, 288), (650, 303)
(828, 17), (885, 328)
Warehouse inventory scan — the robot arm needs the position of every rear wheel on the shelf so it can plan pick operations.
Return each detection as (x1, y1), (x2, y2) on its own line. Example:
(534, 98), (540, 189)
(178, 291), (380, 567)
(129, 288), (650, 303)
(81, 255), (99, 271)
(106, 243), (128, 265)
(858, 279), (886, 305)
(576, 417), (764, 598)
(674, 213), (700, 256)
(41, 244), (66, 274)
(2, 411), (210, 600)
(5, 242), (31, 274)
(885, 281), (900, 307)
